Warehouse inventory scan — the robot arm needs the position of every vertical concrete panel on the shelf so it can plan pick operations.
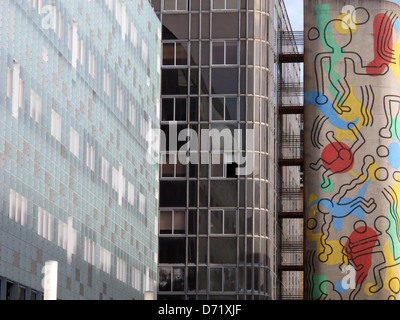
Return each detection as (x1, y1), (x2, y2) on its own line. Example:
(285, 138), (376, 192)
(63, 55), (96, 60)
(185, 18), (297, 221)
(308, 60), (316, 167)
(304, 0), (400, 300)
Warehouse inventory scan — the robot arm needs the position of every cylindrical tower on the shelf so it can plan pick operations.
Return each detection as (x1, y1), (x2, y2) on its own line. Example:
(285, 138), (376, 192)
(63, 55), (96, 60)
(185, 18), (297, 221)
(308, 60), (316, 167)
(304, 0), (400, 300)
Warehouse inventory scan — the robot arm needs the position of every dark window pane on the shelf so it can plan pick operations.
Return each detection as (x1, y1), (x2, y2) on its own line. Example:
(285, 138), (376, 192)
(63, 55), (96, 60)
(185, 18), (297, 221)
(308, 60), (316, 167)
(211, 68), (238, 94)
(190, 68), (199, 94)
(212, 97), (224, 120)
(174, 211), (186, 234)
(200, 96), (209, 121)
(160, 181), (187, 207)
(210, 269), (222, 291)
(176, 43), (188, 65)
(200, 68), (209, 95)
(162, 98), (174, 121)
(188, 210), (197, 235)
(199, 209), (208, 235)
(225, 42), (238, 64)
(210, 238), (237, 264)
(198, 267), (207, 292)
(160, 211), (173, 234)
(212, 42), (224, 64)
(175, 98), (187, 121)
(159, 238), (186, 263)
(188, 238), (197, 264)
(163, 43), (175, 65)
(225, 98), (238, 120)
(173, 268), (185, 291)
(212, 13), (239, 39)
(176, 162), (186, 177)
(159, 267), (171, 291)
(224, 268), (236, 292)
(162, 15), (189, 40)
(190, 98), (198, 122)
(224, 210), (236, 234)
(162, 69), (188, 95)
(189, 180), (197, 206)
(188, 267), (196, 292)
(210, 180), (237, 207)
(198, 237), (208, 264)
(162, 162), (174, 177)
(211, 210), (223, 234)
(211, 154), (224, 177)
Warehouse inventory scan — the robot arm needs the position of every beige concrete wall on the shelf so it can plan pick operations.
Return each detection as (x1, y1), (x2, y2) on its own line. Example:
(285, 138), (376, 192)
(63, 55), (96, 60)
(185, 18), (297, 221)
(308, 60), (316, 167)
(304, 0), (400, 300)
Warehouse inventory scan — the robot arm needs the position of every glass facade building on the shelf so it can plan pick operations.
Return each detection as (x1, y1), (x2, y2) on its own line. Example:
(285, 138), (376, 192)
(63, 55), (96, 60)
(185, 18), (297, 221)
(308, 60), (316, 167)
(152, 0), (301, 300)
(0, 0), (161, 300)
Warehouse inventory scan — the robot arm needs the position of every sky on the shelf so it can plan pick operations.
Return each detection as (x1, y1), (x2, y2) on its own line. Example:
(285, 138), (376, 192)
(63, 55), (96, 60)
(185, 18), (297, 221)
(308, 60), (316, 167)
(283, 0), (400, 32)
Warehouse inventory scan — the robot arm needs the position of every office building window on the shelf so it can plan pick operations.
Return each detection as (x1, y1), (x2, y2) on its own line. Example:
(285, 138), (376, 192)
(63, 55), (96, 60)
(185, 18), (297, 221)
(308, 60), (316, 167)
(142, 40), (149, 64)
(210, 210), (237, 235)
(9, 189), (28, 227)
(86, 143), (95, 172)
(103, 69), (112, 96)
(99, 247), (112, 274)
(131, 23), (138, 47)
(57, 219), (77, 255)
(129, 102), (136, 126)
(160, 210), (185, 234)
(163, 42), (188, 66)
(163, 0), (188, 11)
(132, 268), (142, 291)
(38, 207), (54, 242)
(78, 38), (86, 66)
(84, 237), (96, 265)
(70, 127), (80, 158)
(116, 257), (127, 283)
(212, 41), (238, 65)
(6, 62), (24, 119)
(161, 98), (187, 122)
(30, 90), (42, 124)
(127, 182), (135, 206)
(212, 0), (238, 10)
(139, 193), (146, 215)
(210, 153), (238, 178)
(89, 50), (97, 79)
(161, 153), (186, 178)
(101, 157), (110, 183)
(51, 109), (62, 142)
(210, 267), (236, 292)
(211, 97), (238, 121)
(117, 86), (124, 112)
(158, 267), (185, 292)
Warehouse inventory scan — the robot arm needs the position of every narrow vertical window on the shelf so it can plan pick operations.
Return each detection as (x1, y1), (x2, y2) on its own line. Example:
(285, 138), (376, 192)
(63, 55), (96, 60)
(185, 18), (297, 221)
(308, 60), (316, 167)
(70, 127), (80, 158)
(51, 109), (62, 142)
(30, 90), (42, 124)
(9, 189), (28, 227)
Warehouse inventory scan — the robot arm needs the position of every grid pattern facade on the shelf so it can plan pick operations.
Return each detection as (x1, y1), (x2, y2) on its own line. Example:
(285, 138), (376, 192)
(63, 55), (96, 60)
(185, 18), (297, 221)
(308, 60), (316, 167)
(0, 0), (161, 300)
(152, 0), (281, 300)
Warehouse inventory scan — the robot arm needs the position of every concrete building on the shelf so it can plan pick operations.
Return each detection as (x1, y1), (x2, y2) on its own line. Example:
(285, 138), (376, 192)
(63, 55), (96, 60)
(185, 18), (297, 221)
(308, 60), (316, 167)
(304, 0), (400, 300)
(152, 0), (303, 300)
(0, 0), (161, 300)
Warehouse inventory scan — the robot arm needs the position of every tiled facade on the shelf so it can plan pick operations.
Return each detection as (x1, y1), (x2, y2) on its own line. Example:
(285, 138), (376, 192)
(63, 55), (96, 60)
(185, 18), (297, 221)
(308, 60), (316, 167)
(0, 0), (161, 300)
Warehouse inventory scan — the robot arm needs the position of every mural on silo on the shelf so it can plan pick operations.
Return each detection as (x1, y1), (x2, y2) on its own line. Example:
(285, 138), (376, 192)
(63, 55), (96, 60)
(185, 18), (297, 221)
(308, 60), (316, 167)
(304, 0), (400, 300)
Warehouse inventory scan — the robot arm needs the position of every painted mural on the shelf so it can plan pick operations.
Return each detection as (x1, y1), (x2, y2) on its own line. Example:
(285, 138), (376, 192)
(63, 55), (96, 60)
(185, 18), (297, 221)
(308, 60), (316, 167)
(304, 0), (400, 300)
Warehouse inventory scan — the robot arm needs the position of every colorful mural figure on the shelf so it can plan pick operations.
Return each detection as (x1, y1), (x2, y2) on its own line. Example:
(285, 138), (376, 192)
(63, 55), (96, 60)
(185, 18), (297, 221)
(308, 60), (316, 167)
(305, 0), (400, 300)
